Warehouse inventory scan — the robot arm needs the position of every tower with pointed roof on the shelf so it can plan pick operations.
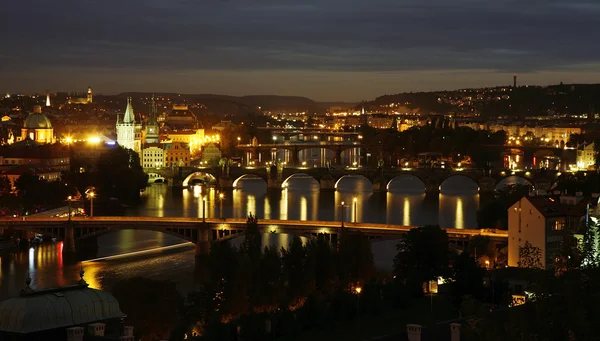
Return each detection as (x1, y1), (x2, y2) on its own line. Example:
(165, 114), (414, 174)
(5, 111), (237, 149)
(145, 96), (160, 144)
(116, 98), (140, 151)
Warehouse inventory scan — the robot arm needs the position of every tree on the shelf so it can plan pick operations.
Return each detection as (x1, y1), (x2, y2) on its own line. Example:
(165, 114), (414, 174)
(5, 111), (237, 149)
(338, 231), (375, 287)
(281, 236), (311, 309)
(394, 225), (450, 291)
(582, 219), (599, 267)
(554, 233), (583, 274)
(518, 241), (543, 269)
(94, 146), (148, 204)
(468, 235), (498, 267)
(449, 252), (485, 309)
(112, 277), (184, 341)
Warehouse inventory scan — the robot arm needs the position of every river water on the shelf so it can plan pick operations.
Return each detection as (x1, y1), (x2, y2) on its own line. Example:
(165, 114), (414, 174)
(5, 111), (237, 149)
(0, 175), (520, 300)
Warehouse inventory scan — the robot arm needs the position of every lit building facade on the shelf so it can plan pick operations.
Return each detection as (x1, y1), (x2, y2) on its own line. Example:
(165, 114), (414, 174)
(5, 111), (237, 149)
(19, 105), (54, 144)
(576, 142), (595, 170)
(142, 144), (165, 168)
(67, 86), (93, 104)
(164, 142), (190, 168)
(201, 143), (222, 163)
(508, 195), (588, 269)
(116, 98), (142, 152)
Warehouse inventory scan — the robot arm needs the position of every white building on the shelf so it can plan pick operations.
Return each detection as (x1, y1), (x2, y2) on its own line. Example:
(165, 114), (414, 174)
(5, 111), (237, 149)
(508, 195), (588, 269)
(576, 142), (595, 170)
(141, 144), (165, 168)
(116, 98), (142, 152)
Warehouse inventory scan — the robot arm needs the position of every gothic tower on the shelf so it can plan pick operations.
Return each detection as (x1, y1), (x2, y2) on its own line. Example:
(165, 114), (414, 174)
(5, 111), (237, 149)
(116, 98), (136, 150)
(87, 87), (93, 103)
(145, 95), (160, 144)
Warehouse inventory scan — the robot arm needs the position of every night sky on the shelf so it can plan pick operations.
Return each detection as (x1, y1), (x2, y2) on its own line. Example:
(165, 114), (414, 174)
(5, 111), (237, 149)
(1, 0), (599, 101)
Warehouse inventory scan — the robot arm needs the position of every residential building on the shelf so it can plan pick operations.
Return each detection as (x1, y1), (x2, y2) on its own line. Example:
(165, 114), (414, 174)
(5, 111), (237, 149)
(576, 142), (596, 170)
(3, 165), (62, 190)
(164, 142), (190, 168)
(142, 144), (165, 168)
(212, 120), (237, 132)
(0, 143), (70, 171)
(508, 195), (589, 269)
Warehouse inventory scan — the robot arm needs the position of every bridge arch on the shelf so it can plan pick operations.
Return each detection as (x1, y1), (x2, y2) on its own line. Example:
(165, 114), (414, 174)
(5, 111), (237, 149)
(334, 175), (372, 190)
(495, 175), (533, 189)
(182, 172), (218, 187)
(282, 173), (319, 189)
(439, 174), (479, 192)
(386, 174), (426, 191)
(232, 174), (267, 189)
(147, 173), (166, 184)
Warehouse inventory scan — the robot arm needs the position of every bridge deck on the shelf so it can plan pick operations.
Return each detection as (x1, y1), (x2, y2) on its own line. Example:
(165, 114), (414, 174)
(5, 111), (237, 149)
(0, 217), (507, 240)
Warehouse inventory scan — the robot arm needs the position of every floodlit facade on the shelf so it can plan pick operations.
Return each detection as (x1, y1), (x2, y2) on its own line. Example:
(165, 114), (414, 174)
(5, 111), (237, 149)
(142, 145), (165, 168)
(576, 142), (595, 170)
(116, 98), (142, 152)
(164, 142), (190, 167)
(508, 195), (588, 269)
(18, 105), (54, 144)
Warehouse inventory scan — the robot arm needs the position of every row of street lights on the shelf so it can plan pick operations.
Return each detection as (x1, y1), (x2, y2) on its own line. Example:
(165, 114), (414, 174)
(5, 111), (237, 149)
(200, 192), (226, 222)
(66, 190), (96, 221)
(339, 197), (359, 227)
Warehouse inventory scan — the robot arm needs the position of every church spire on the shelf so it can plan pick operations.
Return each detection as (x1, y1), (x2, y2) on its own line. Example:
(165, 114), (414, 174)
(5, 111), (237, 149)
(45, 91), (51, 107)
(123, 97), (135, 123)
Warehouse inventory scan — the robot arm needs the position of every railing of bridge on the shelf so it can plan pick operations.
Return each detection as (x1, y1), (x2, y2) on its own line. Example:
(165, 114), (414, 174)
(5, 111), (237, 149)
(0, 216), (508, 238)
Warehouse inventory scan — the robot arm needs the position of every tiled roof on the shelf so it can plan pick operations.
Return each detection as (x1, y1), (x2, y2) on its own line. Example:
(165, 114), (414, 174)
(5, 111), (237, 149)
(526, 195), (591, 218)
(0, 284), (124, 334)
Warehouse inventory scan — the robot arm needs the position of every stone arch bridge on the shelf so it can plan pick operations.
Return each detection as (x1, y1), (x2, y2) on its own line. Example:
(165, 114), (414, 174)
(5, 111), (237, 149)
(147, 166), (569, 194)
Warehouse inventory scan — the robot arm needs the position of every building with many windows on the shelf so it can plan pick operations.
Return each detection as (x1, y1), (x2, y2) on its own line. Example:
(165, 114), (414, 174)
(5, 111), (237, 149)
(576, 142), (596, 170)
(141, 144), (165, 169)
(508, 195), (589, 269)
(164, 142), (190, 168)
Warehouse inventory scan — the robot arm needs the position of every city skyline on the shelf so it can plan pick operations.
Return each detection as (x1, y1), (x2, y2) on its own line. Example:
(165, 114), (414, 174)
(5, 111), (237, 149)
(2, 0), (599, 101)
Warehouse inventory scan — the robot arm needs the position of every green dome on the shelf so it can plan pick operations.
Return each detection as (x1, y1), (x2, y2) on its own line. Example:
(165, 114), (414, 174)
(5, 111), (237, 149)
(24, 113), (52, 129)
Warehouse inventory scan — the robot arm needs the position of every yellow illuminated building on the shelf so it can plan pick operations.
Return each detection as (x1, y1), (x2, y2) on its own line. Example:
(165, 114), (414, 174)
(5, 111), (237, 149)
(18, 105), (55, 144)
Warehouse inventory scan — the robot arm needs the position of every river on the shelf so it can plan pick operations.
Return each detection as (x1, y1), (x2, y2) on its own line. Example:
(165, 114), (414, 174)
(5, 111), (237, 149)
(0, 175), (519, 300)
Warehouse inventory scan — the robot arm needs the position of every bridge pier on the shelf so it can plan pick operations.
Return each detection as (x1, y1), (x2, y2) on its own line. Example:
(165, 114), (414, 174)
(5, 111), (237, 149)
(425, 178), (440, 195)
(372, 177), (387, 192)
(219, 176), (234, 190)
(268, 178), (283, 190)
(478, 177), (496, 194)
(320, 175), (336, 191)
(195, 224), (212, 256)
(63, 223), (76, 254)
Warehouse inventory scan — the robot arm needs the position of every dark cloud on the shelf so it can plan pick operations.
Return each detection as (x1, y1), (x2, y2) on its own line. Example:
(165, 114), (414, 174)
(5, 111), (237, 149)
(1, 0), (598, 98)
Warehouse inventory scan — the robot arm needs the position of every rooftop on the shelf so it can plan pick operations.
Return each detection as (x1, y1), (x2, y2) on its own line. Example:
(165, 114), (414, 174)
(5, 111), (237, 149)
(0, 272), (125, 334)
(526, 195), (591, 218)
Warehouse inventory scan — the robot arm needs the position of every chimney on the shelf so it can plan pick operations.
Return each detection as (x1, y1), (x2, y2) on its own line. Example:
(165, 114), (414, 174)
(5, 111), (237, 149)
(450, 323), (461, 341)
(87, 323), (106, 337)
(66, 326), (84, 341)
(407, 324), (422, 341)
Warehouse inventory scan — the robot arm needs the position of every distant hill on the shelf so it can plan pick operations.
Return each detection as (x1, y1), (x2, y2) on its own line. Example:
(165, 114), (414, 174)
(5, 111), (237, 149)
(115, 93), (323, 115)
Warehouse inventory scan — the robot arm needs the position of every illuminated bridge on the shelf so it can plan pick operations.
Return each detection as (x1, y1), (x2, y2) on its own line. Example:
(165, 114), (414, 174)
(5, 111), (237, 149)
(0, 217), (507, 254)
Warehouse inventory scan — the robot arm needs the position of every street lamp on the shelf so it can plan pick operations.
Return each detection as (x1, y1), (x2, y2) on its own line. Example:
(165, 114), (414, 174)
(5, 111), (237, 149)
(88, 192), (95, 218)
(353, 197), (357, 223)
(237, 136), (241, 145)
(485, 260), (490, 269)
(340, 201), (345, 228)
(202, 197), (207, 223)
(67, 196), (72, 222)
(272, 136), (277, 143)
(219, 193), (224, 220)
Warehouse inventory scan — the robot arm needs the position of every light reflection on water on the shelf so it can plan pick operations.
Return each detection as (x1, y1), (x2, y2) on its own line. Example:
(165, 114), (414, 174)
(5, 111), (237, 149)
(1, 175), (484, 300)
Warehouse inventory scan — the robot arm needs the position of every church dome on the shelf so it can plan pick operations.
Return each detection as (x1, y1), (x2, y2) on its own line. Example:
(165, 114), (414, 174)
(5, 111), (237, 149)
(24, 113), (52, 129)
